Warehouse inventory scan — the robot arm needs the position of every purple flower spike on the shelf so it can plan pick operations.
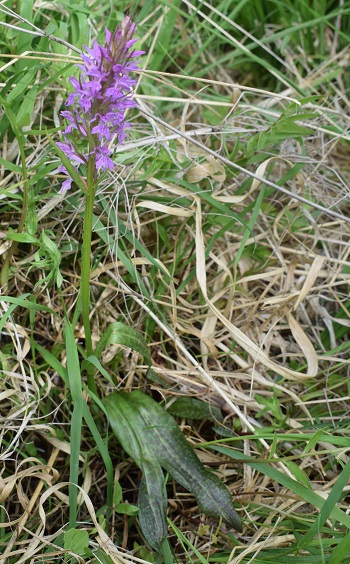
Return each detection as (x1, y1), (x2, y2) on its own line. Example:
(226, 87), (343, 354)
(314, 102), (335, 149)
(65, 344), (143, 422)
(58, 17), (144, 191)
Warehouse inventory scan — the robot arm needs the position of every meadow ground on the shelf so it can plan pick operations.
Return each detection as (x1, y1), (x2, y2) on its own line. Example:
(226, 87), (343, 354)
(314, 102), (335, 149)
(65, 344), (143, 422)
(0, 1), (350, 563)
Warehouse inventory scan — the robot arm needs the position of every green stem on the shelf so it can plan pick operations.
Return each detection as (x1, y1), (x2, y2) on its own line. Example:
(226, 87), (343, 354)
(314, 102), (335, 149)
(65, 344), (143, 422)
(81, 156), (97, 396)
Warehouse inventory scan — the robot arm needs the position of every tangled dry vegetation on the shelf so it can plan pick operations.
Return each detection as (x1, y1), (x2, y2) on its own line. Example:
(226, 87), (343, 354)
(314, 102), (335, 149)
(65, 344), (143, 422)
(1, 2), (350, 563)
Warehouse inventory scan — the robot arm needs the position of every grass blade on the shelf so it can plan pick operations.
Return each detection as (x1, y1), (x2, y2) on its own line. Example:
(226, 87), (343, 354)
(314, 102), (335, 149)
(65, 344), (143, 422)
(212, 446), (350, 529)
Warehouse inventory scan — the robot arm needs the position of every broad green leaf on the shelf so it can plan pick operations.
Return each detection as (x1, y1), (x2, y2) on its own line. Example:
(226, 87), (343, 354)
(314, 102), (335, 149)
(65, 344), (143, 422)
(129, 391), (242, 532)
(104, 392), (161, 465)
(103, 393), (167, 550)
(94, 322), (152, 366)
(167, 397), (223, 423)
(64, 528), (89, 556)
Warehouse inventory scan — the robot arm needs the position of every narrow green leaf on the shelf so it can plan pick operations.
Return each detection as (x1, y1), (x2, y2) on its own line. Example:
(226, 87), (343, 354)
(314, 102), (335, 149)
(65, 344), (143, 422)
(45, 22), (57, 36)
(303, 429), (326, 454)
(0, 303), (18, 333)
(91, 549), (114, 564)
(284, 461), (311, 489)
(64, 318), (84, 529)
(149, 0), (180, 71)
(94, 322), (152, 366)
(81, 404), (113, 515)
(329, 529), (350, 564)
(211, 446), (350, 529)
(83, 355), (115, 386)
(17, 85), (39, 127)
(168, 519), (209, 564)
(0, 295), (56, 315)
(7, 69), (37, 104)
(35, 343), (68, 383)
(36, 345), (113, 517)
(0, 157), (22, 173)
(297, 460), (350, 548)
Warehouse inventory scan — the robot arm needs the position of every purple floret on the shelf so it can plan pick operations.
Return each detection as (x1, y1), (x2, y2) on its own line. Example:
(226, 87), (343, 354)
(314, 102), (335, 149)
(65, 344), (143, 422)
(94, 145), (115, 171)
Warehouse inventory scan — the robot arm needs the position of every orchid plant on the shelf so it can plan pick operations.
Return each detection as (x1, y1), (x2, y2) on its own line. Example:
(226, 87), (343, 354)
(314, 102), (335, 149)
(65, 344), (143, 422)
(58, 17), (144, 394)
(54, 18), (242, 554)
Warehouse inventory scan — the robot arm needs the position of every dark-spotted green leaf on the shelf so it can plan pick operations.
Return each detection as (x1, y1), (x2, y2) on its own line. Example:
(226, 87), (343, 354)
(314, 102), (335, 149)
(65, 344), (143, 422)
(167, 397), (223, 423)
(138, 461), (168, 550)
(103, 393), (167, 550)
(103, 391), (242, 539)
(129, 391), (242, 532)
